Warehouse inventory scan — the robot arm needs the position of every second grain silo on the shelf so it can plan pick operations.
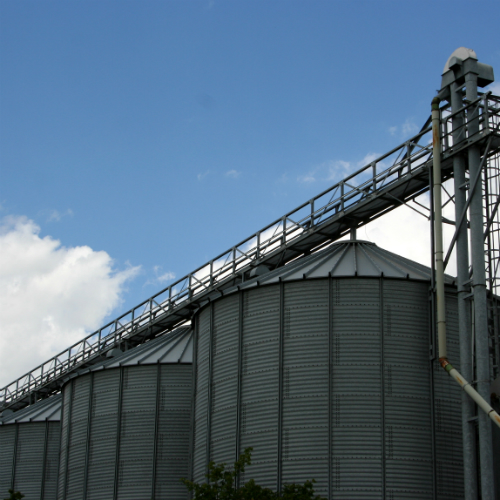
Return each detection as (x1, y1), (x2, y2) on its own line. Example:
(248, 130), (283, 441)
(0, 394), (62, 500)
(191, 240), (463, 500)
(56, 326), (193, 500)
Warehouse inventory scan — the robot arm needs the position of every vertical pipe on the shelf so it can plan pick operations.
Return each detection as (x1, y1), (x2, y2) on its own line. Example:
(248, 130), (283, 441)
(428, 161), (438, 500)
(431, 97), (447, 362)
(450, 80), (478, 500)
(465, 72), (495, 500)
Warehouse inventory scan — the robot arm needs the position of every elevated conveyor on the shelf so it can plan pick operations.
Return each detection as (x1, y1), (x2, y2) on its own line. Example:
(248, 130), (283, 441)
(2, 93), (500, 412)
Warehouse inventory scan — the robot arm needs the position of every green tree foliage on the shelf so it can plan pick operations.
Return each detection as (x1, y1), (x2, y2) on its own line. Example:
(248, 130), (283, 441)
(4, 490), (24, 500)
(182, 448), (326, 500)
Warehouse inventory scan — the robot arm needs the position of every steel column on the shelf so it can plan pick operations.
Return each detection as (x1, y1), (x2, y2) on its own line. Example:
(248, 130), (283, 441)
(450, 80), (478, 500)
(465, 71), (495, 500)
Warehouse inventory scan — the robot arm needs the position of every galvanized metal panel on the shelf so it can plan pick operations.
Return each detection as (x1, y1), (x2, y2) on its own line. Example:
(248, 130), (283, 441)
(86, 369), (120, 500)
(66, 376), (92, 500)
(331, 279), (383, 498)
(13, 423), (45, 499)
(192, 307), (210, 481)
(192, 273), (465, 499)
(331, 458), (382, 497)
(155, 364), (192, 500)
(0, 424), (15, 495)
(382, 280), (434, 498)
(434, 291), (463, 500)
(44, 422), (61, 500)
(239, 286), (280, 489)
(281, 279), (329, 494)
(58, 337), (192, 500)
(116, 365), (156, 500)
(0, 420), (60, 500)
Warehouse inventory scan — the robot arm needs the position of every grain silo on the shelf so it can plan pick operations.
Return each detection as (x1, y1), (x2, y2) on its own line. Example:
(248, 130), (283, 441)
(0, 394), (62, 500)
(191, 240), (463, 500)
(56, 326), (193, 500)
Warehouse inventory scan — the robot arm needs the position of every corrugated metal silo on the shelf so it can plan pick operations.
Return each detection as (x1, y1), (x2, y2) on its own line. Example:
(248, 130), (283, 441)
(56, 326), (193, 500)
(191, 241), (463, 500)
(0, 394), (62, 500)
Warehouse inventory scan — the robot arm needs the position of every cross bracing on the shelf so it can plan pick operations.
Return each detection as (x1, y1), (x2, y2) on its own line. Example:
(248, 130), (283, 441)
(2, 92), (500, 412)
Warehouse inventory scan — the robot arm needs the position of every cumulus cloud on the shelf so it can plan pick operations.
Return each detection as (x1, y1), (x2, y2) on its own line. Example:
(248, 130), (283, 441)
(363, 187), (457, 277)
(0, 216), (140, 387)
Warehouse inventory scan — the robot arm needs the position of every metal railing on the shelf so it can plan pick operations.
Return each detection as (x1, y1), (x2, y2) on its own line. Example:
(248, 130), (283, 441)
(2, 93), (500, 410)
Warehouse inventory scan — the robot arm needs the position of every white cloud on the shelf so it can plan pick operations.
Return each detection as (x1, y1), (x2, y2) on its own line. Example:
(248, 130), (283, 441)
(197, 170), (210, 181)
(0, 216), (140, 387)
(363, 192), (457, 277)
(226, 169), (241, 179)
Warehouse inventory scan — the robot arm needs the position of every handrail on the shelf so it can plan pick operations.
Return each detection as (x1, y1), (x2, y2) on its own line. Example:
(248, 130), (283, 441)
(2, 93), (499, 410)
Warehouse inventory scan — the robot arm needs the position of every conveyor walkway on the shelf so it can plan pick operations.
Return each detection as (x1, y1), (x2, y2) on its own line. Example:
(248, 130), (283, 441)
(2, 93), (500, 411)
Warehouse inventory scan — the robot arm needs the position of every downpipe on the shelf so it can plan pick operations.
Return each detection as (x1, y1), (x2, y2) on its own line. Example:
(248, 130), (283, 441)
(431, 97), (500, 429)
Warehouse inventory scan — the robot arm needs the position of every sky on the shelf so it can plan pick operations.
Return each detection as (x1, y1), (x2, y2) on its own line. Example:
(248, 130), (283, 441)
(1, 0), (500, 389)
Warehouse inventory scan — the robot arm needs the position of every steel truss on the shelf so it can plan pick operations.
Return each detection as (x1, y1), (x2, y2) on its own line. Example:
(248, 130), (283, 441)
(2, 93), (500, 412)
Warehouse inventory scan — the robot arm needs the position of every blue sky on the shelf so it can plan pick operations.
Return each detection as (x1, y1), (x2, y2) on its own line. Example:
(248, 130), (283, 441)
(1, 0), (499, 385)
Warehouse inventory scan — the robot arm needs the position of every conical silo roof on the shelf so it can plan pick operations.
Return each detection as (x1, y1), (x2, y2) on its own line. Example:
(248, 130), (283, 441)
(0, 393), (61, 424)
(61, 326), (193, 383)
(96, 325), (193, 369)
(237, 240), (455, 289)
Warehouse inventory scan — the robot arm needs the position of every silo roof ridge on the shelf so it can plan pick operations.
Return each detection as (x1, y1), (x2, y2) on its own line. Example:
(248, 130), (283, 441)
(92, 325), (193, 371)
(239, 240), (455, 285)
(1, 393), (62, 424)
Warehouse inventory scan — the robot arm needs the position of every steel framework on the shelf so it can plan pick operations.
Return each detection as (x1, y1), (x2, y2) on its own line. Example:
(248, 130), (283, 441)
(1, 92), (500, 412)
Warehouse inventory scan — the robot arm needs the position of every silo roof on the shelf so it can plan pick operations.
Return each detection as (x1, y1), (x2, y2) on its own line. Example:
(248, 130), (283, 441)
(1, 393), (61, 425)
(235, 240), (455, 289)
(61, 326), (193, 383)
